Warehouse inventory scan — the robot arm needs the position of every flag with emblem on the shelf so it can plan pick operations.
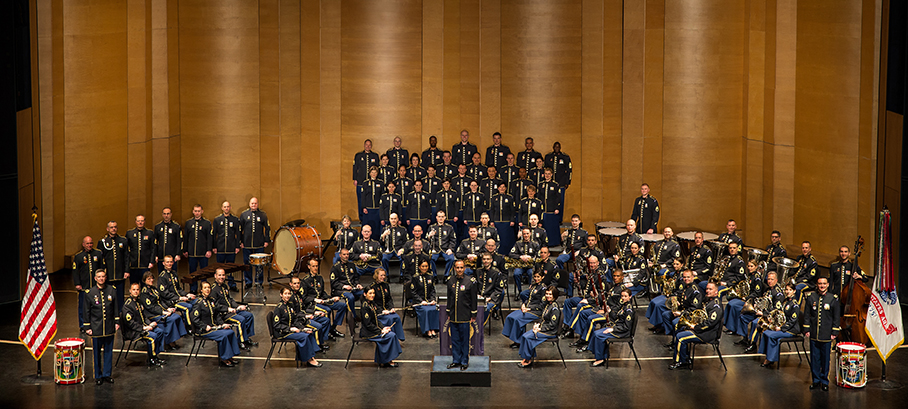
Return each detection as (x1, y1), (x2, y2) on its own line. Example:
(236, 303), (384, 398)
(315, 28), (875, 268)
(18, 215), (58, 360)
(866, 209), (903, 363)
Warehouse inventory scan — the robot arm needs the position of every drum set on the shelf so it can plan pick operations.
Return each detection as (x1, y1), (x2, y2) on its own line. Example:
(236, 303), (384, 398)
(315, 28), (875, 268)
(244, 220), (325, 302)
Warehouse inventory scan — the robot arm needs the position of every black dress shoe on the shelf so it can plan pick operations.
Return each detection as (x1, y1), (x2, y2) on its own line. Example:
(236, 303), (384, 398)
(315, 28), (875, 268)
(760, 361), (774, 369)
(96, 379), (104, 385)
(809, 382), (819, 390)
(147, 358), (161, 367)
(668, 362), (690, 370)
(384, 362), (399, 368)
(447, 363), (461, 369)
(246, 340), (258, 347)
(331, 329), (345, 338)
(509, 342), (520, 349)
(561, 330), (574, 339)
(105, 377), (114, 384)
(460, 364), (468, 371)
(569, 340), (586, 347)
(822, 384), (829, 391)
(590, 361), (605, 367)
(734, 339), (749, 346)
(306, 361), (323, 368)
(321, 343), (331, 351)
(743, 345), (757, 354)
(155, 357), (167, 365)
(220, 360), (235, 367)
(239, 342), (249, 350)
(575, 347), (588, 353)
(647, 326), (660, 332)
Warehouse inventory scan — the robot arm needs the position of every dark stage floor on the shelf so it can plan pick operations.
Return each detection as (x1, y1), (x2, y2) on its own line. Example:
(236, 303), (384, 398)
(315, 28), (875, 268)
(2, 264), (906, 408)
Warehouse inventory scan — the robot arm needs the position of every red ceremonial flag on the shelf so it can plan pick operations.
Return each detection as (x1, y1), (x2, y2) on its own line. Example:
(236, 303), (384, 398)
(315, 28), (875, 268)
(866, 209), (903, 363)
(18, 216), (58, 360)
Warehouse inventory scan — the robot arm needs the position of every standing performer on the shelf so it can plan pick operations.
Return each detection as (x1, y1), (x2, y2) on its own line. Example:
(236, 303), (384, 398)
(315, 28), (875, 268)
(631, 183), (659, 234)
(353, 139), (380, 223)
(406, 180), (432, 235)
(393, 165), (414, 208)
(154, 207), (183, 272)
(500, 153), (520, 195)
(73, 236), (103, 328)
(360, 166), (385, 235)
(544, 142), (572, 215)
(422, 135), (444, 168)
(538, 168), (562, 246)
(804, 275), (840, 391)
(126, 215), (155, 286)
(98, 221), (129, 308)
(379, 181), (403, 228)
(406, 153), (427, 182)
(239, 197), (270, 286)
(386, 136), (409, 172)
(490, 183), (516, 256)
(466, 152), (487, 181)
(83, 270), (119, 384)
(378, 154), (395, 184)
(516, 137), (542, 173)
(452, 129), (478, 166)
(480, 166), (502, 202)
(485, 132), (511, 172)
(439, 151), (457, 181)
(422, 165), (442, 211)
(528, 158), (547, 187)
(510, 166), (533, 201)
(446, 260), (479, 370)
(183, 204), (212, 293)
(516, 185), (543, 230)
(212, 201), (241, 292)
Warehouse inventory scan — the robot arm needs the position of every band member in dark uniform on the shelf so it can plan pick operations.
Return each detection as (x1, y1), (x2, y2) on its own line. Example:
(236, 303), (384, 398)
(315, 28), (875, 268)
(386, 136), (409, 172)
(410, 260), (439, 338)
(158, 255), (195, 318)
(829, 245), (866, 301)
(393, 164), (414, 208)
(212, 268), (257, 349)
(669, 281), (723, 370)
(620, 242), (650, 297)
(406, 180), (432, 235)
(379, 213), (408, 280)
(422, 135), (444, 168)
(452, 129), (478, 166)
(646, 258), (685, 333)
(480, 166), (502, 202)
(631, 183), (659, 234)
(99, 221), (129, 308)
(183, 204), (212, 292)
(331, 248), (363, 305)
(477, 252), (506, 323)
(73, 236), (103, 327)
(213, 201), (241, 291)
(588, 288), (634, 367)
(239, 197), (270, 285)
(537, 168), (562, 246)
(517, 185), (543, 229)
(490, 182), (517, 255)
(500, 153), (520, 195)
(455, 225), (485, 275)
(435, 178), (460, 228)
(757, 282), (800, 369)
(476, 213), (499, 247)
(661, 270), (703, 337)
(485, 131), (510, 172)
(352, 225), (382, 277)
(466, 152), (487, 181)
(427, 211), (458, 278)
(765, 230), (786, 271)
(273, 287), (322, 367)
(126, 215), (155, 286)
(517, 286), (561, 368)
(741, 270), (783, 351)
(722, 243), (749, 333)
(717, 219), (744, 254)
(611, 219), (644, 272)
(439, 150), (457, 181)
(154, 207), (182, 272)
(563, 256), (608, 339)
(191, 281), (241, 367)
(510, 167), (534, 201)
(423, 165), (442, 210)
(510, 228), (541, 296)
(369, 269), (405, 341)
(526, 214), (548, 247)
(140, 271), (186, 350)
(289, 275), (329, 349)
(516, 137), (542, 173)
(528, 157), (546, 187)
(555, 214), (588, 271)
(332, 215), (359, 264)
(446, 260), (479, 369)
(354, 139), (380, 222)
(794, 241), (819, 303)
(804, 275), (840, 391)
(379, 182), (403, 228)
(649, 227), (682, 280)
(401, 237), (431, 282)
(361, 286), (402, 367)
(378, 154), (395, 184)
(406, 153), (427, 182)
(303, 259), (347, 338)
(502, 270), (546, 347)
(360, 166), (385, 235)
(544, 142), (572, 212)
(688, 232), (715, 284)
(122, 282), (165, 367)
(83, 269), (119, 384)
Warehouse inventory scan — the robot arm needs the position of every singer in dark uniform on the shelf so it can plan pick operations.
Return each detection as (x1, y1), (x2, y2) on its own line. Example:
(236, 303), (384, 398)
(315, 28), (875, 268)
(212, 201), (241, 291)
(386, 136), (409, 172)
(466, 152), (487, 181)
(406, 153), (427, 182)
(445, 260), (479, 370)
(544, 142), (572, 214)
(452, 129), (478, 166)
(153, 207), (183, 272)
(353, 139), (380, 222)
(510, 166), (533, 201)
(804, 275), (840, 391)
(361, 166), (385, 235)
(73, 236), (103, 327)
(422, 135), (444, 168)
(516, 137), (542, 172)
(406, 180), (432, 235)
(183, 204), (212, 292)
(631, 183), (660, 234)
(538, 168), (562, 246)
(490, 183), (517, 255)
(485, 132), (510, 171)
(83, 269), (119, 384)
(126, 215), (155, 286)
(99, 221), (129, 308)
(239, 197), (271, 285)
(500, 153), (520, 194)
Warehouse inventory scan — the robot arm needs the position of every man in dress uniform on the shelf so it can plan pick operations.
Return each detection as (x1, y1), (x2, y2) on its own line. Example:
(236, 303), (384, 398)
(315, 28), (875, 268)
(240, 197), (271, 285)
(669, 281), (722, 370)
(455, 226), (485, 274)
(563, 256), (609, 340)
(406, 153), (427, 181)
(648, 227), (682, 278)
(528, 158), (547, 187)
(73, 236), (103, 328)
(537, 168), (562, 246)
(794, 241), (819, 303)
(122, 282), (166, 367)
(452, 129), (478, 166)
(361, 166), (385, 234)
(450, 164), (474, 240)
(379, 181), (403, 228)
(631, 183), (660, 234)
(303, 259), (347, 339)
(386, 136), (409, 172)
(576, 235), (607, 273)
(422, 135), (444, 168)
(829, 245), (867, 302)
(158, 255), (195, 318)
(446, 260), (479, 370)
(544, 142), (572, 211)
(490, 183), (517, 256)
(688, 232), (715, 284)
(485, 132), (510, 172)
(401, 224), (426, 256)
(500, 153), (520, 195)
(717, 219), (744, 254)
(765, 230), (787, 272)
(461, 181), (487, 232)
(352, 224), (382, 277)
(480, 166), (502, 202)
(510, 167), (534, 201)
(378, 154), (395, 184)
(212, 201), (241, 291)
(510, 228), (541, 297)
(393, 165), (414, 208)
(183, 204), (212, 293)
(516, 137), (542, 172)
(379, 213), (409, 281)
(402, 239), (431, 283)
(439, 150), (458, 181)
(212, 268), (257, 349)
(611, 219), (644, 270)
(555, 215), (588, 294)
(83, 269), (119, 384)
(483, 239), (508, 272)
(435, 179), (461, 230)
(427, 211), (458, 278)
(526, 214), (548, 247)
(422, 165), (442, 210)
(517, 185), (543, 230)
(154, 207), (183, 272)
(466, 152), (487, 181)
(99, 221), (129, 308)
(659, 270), (703, 336)
(406, 180), (432, 235)
(126, 215), (155, 286)
(353, 139), (380, 222)
(331, 248), (363, 305)
(804, 275), (840, 391)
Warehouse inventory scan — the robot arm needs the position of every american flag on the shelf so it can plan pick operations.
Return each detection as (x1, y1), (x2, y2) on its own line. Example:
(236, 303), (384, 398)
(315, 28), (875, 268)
(18, 217), (57, 360)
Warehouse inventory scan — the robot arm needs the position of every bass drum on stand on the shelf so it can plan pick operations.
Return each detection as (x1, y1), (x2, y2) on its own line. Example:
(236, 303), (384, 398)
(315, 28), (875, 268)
(273, 225), (323, 275)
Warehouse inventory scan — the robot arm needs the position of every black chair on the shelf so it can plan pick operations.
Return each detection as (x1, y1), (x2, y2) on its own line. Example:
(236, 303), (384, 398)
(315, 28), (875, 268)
(399, 282), (420, 334)
(344, 311), (366, 369)
(115, 331), (146, 367)
(539, 314), (567, 368)
(777, 333), (807, 368)
(183, 312), (208, 366)
(604, 313), (641, 369)
(689, 327), (728, 372)
(484, 292), (506, 335)
(263, 310), (300, 369)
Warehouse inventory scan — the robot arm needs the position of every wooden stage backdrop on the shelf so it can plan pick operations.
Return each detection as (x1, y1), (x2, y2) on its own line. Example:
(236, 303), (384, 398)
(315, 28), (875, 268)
(20, 0), (892, 274)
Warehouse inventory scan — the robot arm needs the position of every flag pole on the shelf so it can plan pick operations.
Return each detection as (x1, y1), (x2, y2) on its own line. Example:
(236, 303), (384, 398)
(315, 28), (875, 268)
(20, 207), (51, 385)
(867, 207), (902, 390)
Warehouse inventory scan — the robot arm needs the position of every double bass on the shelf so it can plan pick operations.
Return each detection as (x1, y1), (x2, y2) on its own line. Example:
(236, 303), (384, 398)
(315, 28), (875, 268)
(840, 236), (871, 344)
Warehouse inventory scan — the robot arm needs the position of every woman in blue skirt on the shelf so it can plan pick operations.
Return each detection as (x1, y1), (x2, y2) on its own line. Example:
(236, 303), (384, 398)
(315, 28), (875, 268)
(361, 287), (402, 367)
(410, 260), (440, 338)
(191, 281), (241, 367)
(273, 287), (321, 367)
(517, 286), (561, 367)
(369, 269), (405, 341)
(589, 288), (634, 367)
(140, 271), (187, 350)
(758, 283), (801, 369)
(502, 271), (546, 347)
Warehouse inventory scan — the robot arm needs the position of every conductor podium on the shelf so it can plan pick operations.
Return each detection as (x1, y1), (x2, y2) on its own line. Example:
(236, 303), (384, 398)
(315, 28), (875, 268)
(430, 355), (491, 387)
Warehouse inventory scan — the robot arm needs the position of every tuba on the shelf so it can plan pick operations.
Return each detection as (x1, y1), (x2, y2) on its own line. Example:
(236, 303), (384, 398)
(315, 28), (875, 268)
(773, 257), (800, 286)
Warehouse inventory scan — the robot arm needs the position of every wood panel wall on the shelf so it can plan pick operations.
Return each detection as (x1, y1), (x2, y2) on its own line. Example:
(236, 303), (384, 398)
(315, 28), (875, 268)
(30, 0), (885, 274)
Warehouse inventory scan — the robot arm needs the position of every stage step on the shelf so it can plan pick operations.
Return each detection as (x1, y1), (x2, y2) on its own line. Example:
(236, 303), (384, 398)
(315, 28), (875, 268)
(430, 355), (491, 387)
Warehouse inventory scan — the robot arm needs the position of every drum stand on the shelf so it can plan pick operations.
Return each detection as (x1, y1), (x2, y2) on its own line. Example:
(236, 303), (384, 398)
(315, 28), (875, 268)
(243, 264), (267, 303)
